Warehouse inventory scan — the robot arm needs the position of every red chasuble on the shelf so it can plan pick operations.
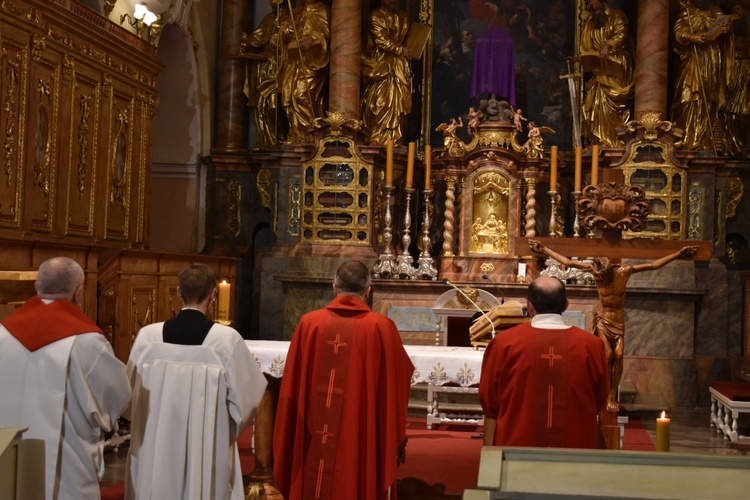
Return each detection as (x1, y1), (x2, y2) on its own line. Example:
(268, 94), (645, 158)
(2, 296), (103, 351)
(479, 322), (608, 448)
(273, 294), (414, 500)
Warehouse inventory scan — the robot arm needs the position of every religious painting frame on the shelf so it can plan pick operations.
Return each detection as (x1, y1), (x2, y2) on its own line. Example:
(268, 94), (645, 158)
(402, 0), (638, 153)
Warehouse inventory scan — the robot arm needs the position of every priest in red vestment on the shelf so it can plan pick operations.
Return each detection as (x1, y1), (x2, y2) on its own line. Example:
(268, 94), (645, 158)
(479, 276), (609, 448)
(273, 260), (414, 500)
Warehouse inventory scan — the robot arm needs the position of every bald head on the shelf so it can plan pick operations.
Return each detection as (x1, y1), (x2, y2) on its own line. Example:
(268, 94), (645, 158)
(527, 276), (567, 315)
(35, 257), (85, 304)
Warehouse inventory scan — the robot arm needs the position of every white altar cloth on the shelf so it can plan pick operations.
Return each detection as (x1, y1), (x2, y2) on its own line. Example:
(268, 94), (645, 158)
(245, 341), (484, 387)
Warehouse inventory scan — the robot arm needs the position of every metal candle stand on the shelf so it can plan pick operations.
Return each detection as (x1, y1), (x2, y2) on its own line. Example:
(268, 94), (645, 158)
(372, 185), (398, 278)
(415, 189), (438, 280)
(395, 187), (417, 279)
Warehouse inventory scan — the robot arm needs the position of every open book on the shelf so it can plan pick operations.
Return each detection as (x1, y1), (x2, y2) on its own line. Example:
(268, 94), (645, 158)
(702, 13), (739, 42)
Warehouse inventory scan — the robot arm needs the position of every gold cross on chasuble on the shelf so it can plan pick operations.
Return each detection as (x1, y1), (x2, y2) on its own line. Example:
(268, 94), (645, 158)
(303, 316), (355, 500)
(534, 329), (567, 447)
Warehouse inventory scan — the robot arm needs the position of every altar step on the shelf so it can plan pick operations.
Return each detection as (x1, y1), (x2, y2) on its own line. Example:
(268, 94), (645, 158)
(408, 382), (483, 418)
(619, 380), (670, 415)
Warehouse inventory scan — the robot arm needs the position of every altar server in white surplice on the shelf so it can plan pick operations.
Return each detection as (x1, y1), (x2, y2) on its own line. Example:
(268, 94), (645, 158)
(0, 256), (131, 500)
(125, 264), (266, 500)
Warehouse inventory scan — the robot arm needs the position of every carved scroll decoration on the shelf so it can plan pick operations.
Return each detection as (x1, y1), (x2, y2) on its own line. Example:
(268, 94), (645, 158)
(3, 51), (20, 186)
(33, 78), (51, 196)
(110, 109), (128, 206)
(577, 182), (649, 233)
(77, 94), (92, 198)
(687, 182), (704, 240)
(227, 179), (242, 238)
(288, 175), (301, 237)
(725, 177), (744, 220)
(256, 168), (272, 209)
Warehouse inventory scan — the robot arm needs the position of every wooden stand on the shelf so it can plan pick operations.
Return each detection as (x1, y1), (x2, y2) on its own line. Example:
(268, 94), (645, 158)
(468, 300), (530, 349)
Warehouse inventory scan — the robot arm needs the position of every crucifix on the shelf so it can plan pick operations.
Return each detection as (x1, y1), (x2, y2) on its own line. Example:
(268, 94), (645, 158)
(518, 181), (711, 449)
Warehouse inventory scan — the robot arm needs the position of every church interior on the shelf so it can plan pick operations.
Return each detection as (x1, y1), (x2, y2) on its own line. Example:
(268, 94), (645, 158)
(2, 0), (750, 497)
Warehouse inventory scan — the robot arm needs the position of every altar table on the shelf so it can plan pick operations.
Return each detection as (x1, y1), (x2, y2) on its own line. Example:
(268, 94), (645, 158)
(245, 341), (486, 428)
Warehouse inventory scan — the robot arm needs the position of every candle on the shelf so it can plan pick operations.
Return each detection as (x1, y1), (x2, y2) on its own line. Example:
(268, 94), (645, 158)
(518, 263), (527, 279)
(549, 145), (558, 190)
(405, 142), (415, 188)
(574, 146), (582, 191)
(217, 280), (230, 323)
(656, 411), (670, 452)
(591, 145), (600, 186)
(385, 140), (394, 187)
(424, 145), (432, 189)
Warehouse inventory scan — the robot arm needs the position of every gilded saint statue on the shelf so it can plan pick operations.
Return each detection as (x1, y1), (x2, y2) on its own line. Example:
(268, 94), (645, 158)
(529, 239), (698, 413)
(722, 1), (750, 156)
(672, 0), (733, 152)
(278, 0), (330, 144)
(361, 0), (414, 146)
(578, 0), (634, 148)
(241, 0), (288, 149)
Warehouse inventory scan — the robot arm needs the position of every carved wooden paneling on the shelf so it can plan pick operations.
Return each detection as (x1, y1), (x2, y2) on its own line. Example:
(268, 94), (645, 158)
(24, 35), (62, 234)
(0, 0), (161, 248)
(0, 24), (28, 230)
(62, 59), (101, 238)
(97, 250), (240, 362)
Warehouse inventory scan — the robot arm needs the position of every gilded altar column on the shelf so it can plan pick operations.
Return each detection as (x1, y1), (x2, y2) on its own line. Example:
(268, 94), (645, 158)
(213, 0), (248, 153)
(329, 0), (362, 118)
(634, 0), (669, 119)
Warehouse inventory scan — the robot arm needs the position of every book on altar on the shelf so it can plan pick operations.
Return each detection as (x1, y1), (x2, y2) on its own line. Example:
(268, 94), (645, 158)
(405, 22), (431, 59)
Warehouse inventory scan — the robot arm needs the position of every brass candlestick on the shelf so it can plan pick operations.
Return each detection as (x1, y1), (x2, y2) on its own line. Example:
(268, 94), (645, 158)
(372, 185), (398, 278)
(416, 189), (438, 280)
(395, 187), (417, 279)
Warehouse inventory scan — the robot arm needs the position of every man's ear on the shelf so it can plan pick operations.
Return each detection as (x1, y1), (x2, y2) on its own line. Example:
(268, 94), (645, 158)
(332, 283), (338, 296)
(72, 284), (84, 307)
(363, 286), (371, 300)
(563, 299), (569, 312)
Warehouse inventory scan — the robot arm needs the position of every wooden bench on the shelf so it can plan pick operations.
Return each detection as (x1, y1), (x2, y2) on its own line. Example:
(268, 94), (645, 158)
(709, 382), (750, 442)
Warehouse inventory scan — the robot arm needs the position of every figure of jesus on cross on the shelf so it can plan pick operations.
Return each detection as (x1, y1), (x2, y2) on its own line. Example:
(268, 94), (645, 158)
(529, 239), (698, 413)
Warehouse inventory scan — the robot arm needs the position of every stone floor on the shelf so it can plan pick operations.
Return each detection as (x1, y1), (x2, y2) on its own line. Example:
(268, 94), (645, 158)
(100, 407), (749, 491)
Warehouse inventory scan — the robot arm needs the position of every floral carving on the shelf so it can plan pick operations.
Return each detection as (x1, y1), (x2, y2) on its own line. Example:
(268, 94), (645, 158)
(576, 182), (649, 233)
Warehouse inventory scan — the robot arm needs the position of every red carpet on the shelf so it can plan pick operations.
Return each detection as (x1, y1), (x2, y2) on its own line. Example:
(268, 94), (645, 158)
(103, 418), (655, 498)
(397, 417), (484, 495)
(622, 417), (657, 451)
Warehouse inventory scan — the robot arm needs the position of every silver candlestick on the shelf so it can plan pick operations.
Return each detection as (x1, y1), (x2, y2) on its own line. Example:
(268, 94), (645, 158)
(572, 190), (582, 238)
(416, 189), (438, 280)
(372, 185), (398, 278)
(396, 187), (417, 279)
(548, 190), (559, 237)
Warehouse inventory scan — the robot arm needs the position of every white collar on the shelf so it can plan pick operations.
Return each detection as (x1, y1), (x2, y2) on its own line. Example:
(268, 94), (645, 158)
(530, 313), (570, 330)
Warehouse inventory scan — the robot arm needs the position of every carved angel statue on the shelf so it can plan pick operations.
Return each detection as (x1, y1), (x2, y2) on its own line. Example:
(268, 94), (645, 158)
(511, 106), (527, 131)
(436, 117), (466, 157)
(467, 106), (480, 134)
(523, 121), (555, 158)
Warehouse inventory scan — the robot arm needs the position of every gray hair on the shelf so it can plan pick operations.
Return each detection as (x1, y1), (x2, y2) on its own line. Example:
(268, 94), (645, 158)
(36, 257), (85, 300)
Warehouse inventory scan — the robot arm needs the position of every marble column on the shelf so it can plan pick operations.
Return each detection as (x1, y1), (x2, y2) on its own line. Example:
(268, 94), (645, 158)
(634, 0), (669, 120)
(214, 0), (248, 153)
(329, 0), (362, 119)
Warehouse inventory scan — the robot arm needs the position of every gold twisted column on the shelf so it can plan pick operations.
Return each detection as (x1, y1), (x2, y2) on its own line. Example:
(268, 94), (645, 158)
(442, 176), (457, 257)
(524, 178), (537, 237)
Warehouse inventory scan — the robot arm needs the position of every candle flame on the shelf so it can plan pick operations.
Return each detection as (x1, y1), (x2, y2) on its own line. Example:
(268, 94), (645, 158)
(660, 411), (666, 419)
(221, 280), (228, 285)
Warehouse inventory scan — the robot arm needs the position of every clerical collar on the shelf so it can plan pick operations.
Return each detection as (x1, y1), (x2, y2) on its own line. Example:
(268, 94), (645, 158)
(531, 314), (570, 330)
(181, 307), (204, 312)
